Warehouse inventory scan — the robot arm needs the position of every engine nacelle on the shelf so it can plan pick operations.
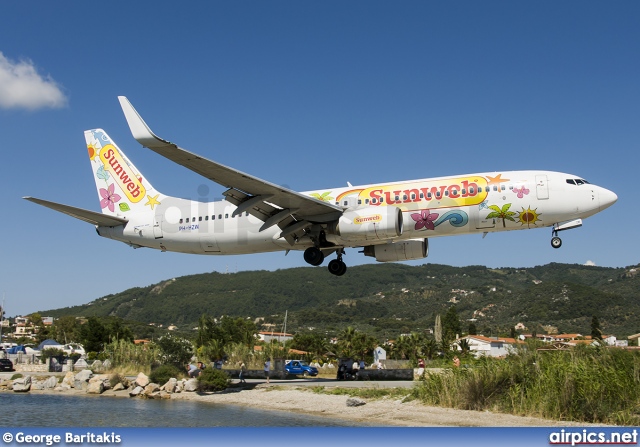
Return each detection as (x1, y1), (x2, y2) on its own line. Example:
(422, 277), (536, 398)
(335, 206), (403, 242)
(363, 238), (429, 262)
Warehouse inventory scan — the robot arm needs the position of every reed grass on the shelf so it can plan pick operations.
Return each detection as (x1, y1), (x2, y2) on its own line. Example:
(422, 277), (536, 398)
(412, 346), (640, 425)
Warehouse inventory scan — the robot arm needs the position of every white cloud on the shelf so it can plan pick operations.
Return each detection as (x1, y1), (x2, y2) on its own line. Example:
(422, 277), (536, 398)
(0, 52), (67, 110)
(584, 260), (596, 266)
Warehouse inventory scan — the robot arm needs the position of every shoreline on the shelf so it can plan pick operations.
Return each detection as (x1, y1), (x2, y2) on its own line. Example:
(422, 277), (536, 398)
(13, 384), (592, 427)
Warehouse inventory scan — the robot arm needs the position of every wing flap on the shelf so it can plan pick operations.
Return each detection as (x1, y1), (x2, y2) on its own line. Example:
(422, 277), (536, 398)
(23, 197), (128, 227)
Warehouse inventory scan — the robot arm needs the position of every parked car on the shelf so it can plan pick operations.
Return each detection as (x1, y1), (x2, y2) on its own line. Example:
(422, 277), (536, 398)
(62, 344), (85, 356)
(0, 358), (14, 372)
(284, 360), (318, 377)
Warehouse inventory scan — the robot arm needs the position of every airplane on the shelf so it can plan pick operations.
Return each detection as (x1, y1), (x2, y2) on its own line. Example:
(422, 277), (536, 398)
(24, 97), (618, 276)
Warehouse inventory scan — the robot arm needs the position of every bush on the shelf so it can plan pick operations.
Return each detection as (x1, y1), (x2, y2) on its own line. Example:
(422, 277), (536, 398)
(197, 368), (231, 392)
(149, 364), (183, 385)
(109, 373), (126, 388)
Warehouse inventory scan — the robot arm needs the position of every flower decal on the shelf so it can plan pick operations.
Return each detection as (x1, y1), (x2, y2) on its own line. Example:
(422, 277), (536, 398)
(411, 209), (439, 231)
(100, 183), (121, 212)
(513, 186), (530, 199)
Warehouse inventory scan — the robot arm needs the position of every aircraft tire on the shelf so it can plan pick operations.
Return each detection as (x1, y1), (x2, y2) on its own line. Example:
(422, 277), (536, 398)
(328, 259), (347, 276)
(304, 247), (324, 266)
(551, 236), (562, 249)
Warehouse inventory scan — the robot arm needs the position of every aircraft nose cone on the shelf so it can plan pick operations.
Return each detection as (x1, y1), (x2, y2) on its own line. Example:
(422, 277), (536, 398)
(599, 187), (618, 211)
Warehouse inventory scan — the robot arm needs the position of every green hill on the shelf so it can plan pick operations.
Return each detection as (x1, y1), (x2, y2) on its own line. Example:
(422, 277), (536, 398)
(41, 262), (640, 339)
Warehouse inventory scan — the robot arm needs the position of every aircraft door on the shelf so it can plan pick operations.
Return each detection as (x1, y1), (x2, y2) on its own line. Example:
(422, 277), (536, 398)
(471, 205), (496, 229)
(153, 215), (163, 239)
(536, 175), (549, 200)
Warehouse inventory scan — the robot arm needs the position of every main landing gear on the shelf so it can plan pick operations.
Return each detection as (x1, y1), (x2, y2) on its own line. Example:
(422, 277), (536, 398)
(303, 247), (347, 276)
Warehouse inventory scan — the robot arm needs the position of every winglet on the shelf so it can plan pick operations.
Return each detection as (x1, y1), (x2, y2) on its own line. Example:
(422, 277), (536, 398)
(118, 96), (172, 149)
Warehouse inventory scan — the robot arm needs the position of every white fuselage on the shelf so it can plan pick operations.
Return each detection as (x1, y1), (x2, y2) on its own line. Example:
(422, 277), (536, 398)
(96, 170), (617, 256)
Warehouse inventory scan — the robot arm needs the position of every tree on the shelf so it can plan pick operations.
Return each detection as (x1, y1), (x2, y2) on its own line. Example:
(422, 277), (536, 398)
(78, 317), (108, 353)
(591, 316), (602, 340)
(468, 322), (477, 335)
(155, 334), (194, 367)
(442, 306), (461, 340)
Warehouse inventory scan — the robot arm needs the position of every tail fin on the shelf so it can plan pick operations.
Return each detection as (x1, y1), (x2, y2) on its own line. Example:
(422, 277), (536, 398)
(85, 129), (164, 216)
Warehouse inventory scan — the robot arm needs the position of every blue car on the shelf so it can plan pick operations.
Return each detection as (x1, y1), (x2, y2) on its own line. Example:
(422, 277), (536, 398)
(284, 360), (318, 377)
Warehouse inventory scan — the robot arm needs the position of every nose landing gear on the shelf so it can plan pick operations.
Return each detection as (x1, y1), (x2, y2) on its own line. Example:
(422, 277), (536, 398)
(551, 229), (562, 249)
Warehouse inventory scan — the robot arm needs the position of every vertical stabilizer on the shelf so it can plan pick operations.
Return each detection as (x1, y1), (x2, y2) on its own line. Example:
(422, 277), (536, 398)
(85, 129), (164, 216)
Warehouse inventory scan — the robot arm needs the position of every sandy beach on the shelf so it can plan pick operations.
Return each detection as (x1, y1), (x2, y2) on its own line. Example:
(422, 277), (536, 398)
(165, 384), (589, 427)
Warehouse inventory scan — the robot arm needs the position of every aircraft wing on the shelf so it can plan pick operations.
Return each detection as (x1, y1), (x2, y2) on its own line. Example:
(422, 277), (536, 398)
(23, 197), (128, 227)
(118, 97), (343, 233)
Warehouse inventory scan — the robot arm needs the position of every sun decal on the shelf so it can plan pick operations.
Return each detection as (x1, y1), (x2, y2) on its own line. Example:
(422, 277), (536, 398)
(518, 206), (541, 227)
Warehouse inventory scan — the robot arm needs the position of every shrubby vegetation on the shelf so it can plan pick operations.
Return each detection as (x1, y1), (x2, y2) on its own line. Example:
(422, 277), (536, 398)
(412, 345), (640, 425)
(197, 368), (231, 392)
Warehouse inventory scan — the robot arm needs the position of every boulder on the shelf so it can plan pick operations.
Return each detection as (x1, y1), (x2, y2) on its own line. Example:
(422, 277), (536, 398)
(44, 376), (58, 390)
(159, 391), (171, 399)
(162, 378), (177, 393)
(73, 358), (89, 370)
(112, 383), (125, 392)
(73, 370), (93, 389)
(31, 380), (45, 390)
(86, 380), (104, 394)
(102, 359), (112, 370)
(346, 398), (366, 407)
(134, 372), (149, 388)
(146, 383), (160, 393)
(13, 375), (32, 392)
(183, 378), (199, 392)
(129, 386), (144, 397)
(62, 371), (75, 387)
(90, 360), (103, 371)
(90, 374), (112, 390)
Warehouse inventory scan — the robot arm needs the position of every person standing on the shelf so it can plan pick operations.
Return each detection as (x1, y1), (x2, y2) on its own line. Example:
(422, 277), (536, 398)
(417, 358), (425, 377)
(264, 359), (271, 384)
(239, 361), (247, 384)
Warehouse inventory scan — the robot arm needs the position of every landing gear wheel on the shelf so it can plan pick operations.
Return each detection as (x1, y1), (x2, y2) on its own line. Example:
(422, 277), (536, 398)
(328, 259), (347, 276)
(304, 247), (325, 266)
(551, 236), (562, 249)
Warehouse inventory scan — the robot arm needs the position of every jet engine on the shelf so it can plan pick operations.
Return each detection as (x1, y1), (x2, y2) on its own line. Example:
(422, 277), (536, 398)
(363, 238), (429, 262)
(335, 206), (403, 242)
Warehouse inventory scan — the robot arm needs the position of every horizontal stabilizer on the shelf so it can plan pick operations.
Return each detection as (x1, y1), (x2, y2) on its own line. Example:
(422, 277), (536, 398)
(23, 197), (128, 227)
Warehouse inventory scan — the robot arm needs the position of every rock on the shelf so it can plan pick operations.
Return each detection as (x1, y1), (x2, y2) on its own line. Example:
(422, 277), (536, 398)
(90, 374), (112, 390)
(13, 376), (32, 392)
(162, 378), (177, 393)
(102, 359), (112, 370)
(146, 383), (160, 393)
(60, 383), (71, 391)
(73, 359), (89, 370)
(86, 381), (104, 394)
(129, 386), (144, 397)
(62, 371), (75, 387)
(73, 370), (93, 390)
(134, 372), (149, 388)
(112, 383), (125, 392)
(159, 391), (171, 399)
(183, 378), (199, 392)
(90, 360), (103, 371)
(31, 380), (45, 390)
(44, 376), (58, 390)
(346, 398), (366, 407)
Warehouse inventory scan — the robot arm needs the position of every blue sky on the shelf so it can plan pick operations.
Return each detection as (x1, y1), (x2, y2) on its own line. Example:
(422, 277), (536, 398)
(0, 2), (638, 316)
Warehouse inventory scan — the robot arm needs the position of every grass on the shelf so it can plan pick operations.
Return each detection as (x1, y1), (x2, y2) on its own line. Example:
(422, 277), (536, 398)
(411, 346), (640, 425)
(310, 385), (413, 401)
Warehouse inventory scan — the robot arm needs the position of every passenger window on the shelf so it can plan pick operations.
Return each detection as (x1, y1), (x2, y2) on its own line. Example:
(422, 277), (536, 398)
(179, 219), (183, 224)
(218, 214), (222, 219)
(420, 193), (424, 199)
(444, 191), (449, 197)
(225, 214), (229, 218)
(402, 195), (407, 201)
(365, 199), (369, 204)
(212, 215), (216, 220)
(509, 185), (513, 190)
(343, 201), (348, 206)
(501, 185), (505, 191)
(469, 187), (474, 194)
(205, 216), (208, 221)
(357, 199), (362, 205)
(461, 189), (466, 195)
(199, 216), (202, 221)
(493, 186), (498, 191)
(186, 218), (190, 223)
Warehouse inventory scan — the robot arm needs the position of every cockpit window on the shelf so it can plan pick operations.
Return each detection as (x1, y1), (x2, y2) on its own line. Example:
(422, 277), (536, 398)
(575, 179), (584, 185)
(566, 179), (576, 185)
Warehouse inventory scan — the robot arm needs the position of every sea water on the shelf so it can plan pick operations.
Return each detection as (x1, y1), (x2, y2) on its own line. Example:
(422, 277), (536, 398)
(0, 393), (365, 427)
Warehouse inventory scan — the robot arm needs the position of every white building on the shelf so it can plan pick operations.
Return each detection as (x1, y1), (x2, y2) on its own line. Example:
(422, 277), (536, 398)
(259, 331), (293, 343)
(457, 335), (522, 358)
